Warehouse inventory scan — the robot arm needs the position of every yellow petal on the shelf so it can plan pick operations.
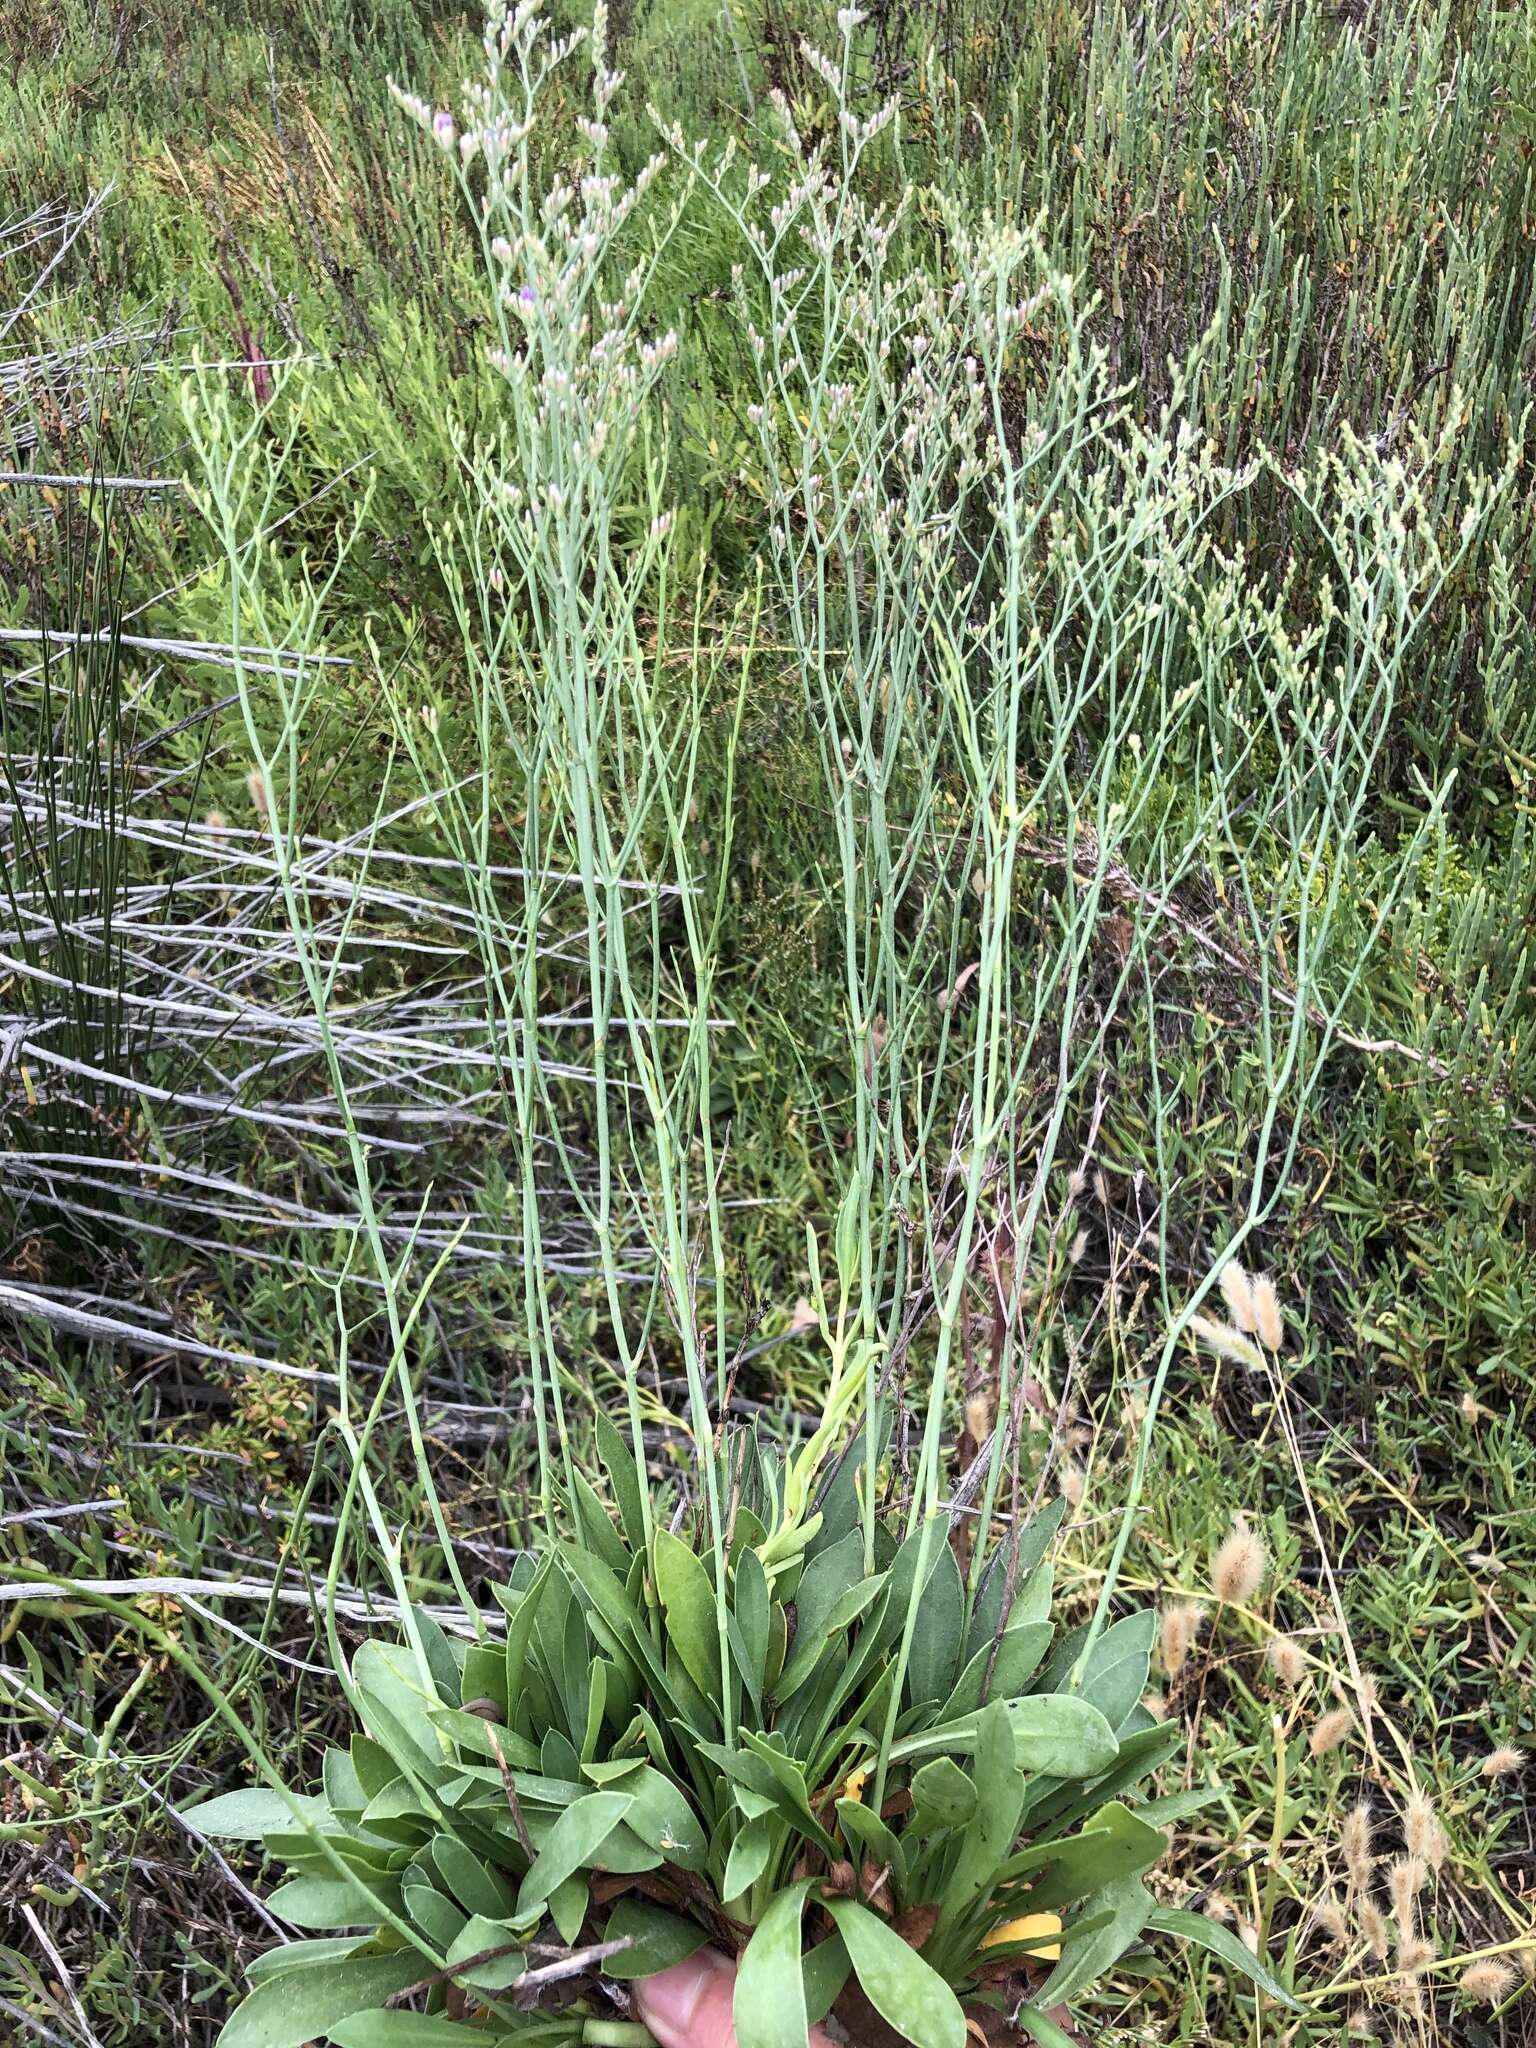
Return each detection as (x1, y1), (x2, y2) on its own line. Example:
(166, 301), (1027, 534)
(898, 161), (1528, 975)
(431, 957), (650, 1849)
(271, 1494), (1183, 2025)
(841, 1766), (869, 1804)
(981, 1912), (1063, 1963)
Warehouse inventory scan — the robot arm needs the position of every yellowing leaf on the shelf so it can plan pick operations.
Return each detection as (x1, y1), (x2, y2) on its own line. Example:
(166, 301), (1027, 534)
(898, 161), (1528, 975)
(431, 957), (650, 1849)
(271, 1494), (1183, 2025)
(982, 1911), (1063, 1963)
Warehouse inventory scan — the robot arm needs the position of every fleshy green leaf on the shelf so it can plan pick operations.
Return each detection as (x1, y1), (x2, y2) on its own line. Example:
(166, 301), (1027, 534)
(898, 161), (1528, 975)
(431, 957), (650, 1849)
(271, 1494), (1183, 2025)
(723, 1815), (774, 1902)
(602, 1897), (709, 1979)
(733, 1732), (837, 1852)
(498, 1557), (551, 1725)
(734, 1879), (813, 2048)
(593, 1407), (647, 1555)
(1029, 1721), (1182, 1834)
(1002, 1802), (1166, 1909)
(571, 1470), (631, 1575)
(515, 1790), (634, 1915)
(945, 1699), (1023, 1912)
(1012, 2007), (1077, 2048)
(403, 1881), (465, 1949)
(803, 1932), (851, 2025)
(182, 1789), (327, 1842)
(940, 1622), (1053, 1721)
(243, 1938), (369, 1988)
(776, 1531), (868, 1697)
(215, 1952), (426, 2048)
(550, 1873), (588, 1945)
(459, 1645), (510, 1720)
(653, 1528), (724, 1705)
(615, 1765), (708, 1872)
(408, 1608), (461, 1708)
(559, 1544), (700, 1728)
(350, 1739), (397, 1804)
(352, 1642), (445, 1783)
(446, 1913), (525, 1992)
(732, 1546), (770, 1697)
(1039, 1612), (1155, 1734)
(323, 1749), (367, 1817)
(825, 1899), (966, 2048)
(331, 2014), (513, 2046)
(1030, 1874), (1155, 2010)
(905, 1540), (963, 1706)
(266, 1873), (399, 1931)
(834, 1799), (907, 1885)
(809, 1415), (889, 1559)
(909, 1756), (978, 1833)
(964, 1505), (1064, 1659)
(431, 1836), (517, 1920)
(1007, 1695), (1119, 1778)
(1145, 1907), (1304, 2010)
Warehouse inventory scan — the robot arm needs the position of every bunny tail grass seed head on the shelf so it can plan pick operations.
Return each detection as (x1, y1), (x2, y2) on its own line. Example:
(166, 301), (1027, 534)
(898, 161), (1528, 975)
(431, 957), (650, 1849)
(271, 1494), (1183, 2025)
(1250, 1273), (1285, 1351)
(1189, 1314), (1266, 1369)
(1211, 1516), (1267, 1606)
(1403, 1787), (1438, 1864)
(1309, 1706), (1354, 1757)
(1460, 1959), (1517, 2004)
(1409, 1794), (1458, 1875)
(1219, 1258), (1258, 1332)
(1398, 1937), (1436, 1976)
(1342, 1801), (1374, 1891)
(1160, 1599), (1204, 1678)
(1266, 1632), (1306, 1687)
(1481, 1744), (1525, 1778)
(1359, 1898), (1390, 1960)
(1316, 1893), (1350, 1947)
(1388, 1855), (1426, 1935)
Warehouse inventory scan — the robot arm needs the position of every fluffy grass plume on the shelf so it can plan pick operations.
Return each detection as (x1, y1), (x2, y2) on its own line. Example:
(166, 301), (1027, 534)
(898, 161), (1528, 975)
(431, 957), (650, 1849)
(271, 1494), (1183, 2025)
(1211, 1517), (1267, 1605)
(1308, 1708), (1355, 1758)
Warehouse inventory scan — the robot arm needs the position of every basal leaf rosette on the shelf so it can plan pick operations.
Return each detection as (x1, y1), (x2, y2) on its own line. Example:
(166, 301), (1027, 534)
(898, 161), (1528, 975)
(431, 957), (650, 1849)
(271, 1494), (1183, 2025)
(188, 1458), (1299, 2048)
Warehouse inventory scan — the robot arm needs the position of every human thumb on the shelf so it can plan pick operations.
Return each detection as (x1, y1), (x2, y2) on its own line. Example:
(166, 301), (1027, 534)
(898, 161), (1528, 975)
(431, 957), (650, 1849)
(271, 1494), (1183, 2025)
(634, 1947), (838, 2048)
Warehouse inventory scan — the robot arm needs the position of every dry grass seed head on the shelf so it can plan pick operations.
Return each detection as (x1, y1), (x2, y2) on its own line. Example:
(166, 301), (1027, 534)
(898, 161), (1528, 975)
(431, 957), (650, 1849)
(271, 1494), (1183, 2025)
(1315, 1893), (1350, 1948)
(1403, 1787), (1440, 1867)
(1309, 1707), (1354, 1757)
(1219, 1258), (1257, 1332)
(1388, 1856), (1426, 1939)
(1481, 1744), (1525, 1778)
(1211, 1516), (1267, 1605)
(1160, 1599), (1204, 1678)
(1341, 1801), (1374, 1890)
(1397, 1936), (1436, 1975)
(1359, 1898), (1390, 1960)
(1459, 1959), (1516, 2005)
(1250, 1273), (1284, 1350)
(1388, 1977), (1426, 2022)
(1266, 1632), (1306, 1687)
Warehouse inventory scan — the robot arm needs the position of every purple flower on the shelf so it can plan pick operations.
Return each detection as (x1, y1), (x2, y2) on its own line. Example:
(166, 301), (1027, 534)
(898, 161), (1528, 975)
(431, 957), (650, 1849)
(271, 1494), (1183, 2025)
(432, 110), (455, 145)
(518, 284), (537, 308)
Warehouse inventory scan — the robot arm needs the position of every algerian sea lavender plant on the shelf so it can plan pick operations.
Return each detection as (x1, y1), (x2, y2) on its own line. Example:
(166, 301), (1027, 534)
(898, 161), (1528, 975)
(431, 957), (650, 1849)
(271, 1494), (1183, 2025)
(174, 3), (1518, 2044)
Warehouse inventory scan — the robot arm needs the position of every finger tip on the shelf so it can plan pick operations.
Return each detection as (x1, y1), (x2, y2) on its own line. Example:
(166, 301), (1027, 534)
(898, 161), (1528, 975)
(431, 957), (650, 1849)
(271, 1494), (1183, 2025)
(635, 1949), (735, 2048)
